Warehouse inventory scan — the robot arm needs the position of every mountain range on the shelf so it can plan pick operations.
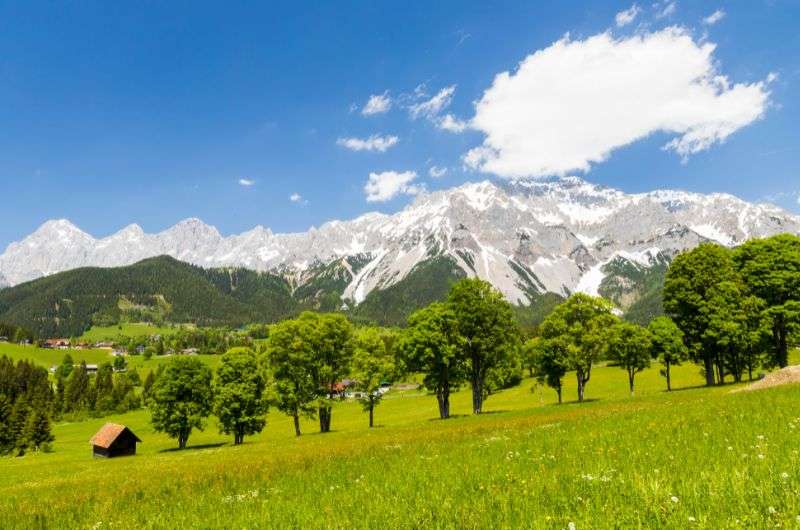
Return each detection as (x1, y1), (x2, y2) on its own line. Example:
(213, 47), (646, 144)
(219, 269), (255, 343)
(0, 177), (798, 335)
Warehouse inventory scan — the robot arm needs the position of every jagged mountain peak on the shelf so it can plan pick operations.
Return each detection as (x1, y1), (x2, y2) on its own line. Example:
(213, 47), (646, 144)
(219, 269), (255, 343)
(0, 179), (798, 308)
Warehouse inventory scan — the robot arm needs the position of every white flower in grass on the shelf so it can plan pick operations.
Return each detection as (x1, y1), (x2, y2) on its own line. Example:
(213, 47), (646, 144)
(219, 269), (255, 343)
(688, 516), (696, 522)
(758, 454), (765, 460)
(670, 496), (679, 503)
(568, 522), (576, 530)
(768, 506), (777, 514)
(781, 472), (789, 480)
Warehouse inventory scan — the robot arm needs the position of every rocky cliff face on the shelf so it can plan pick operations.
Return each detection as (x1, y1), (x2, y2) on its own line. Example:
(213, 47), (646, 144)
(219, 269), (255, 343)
(1, 177), (798, 307)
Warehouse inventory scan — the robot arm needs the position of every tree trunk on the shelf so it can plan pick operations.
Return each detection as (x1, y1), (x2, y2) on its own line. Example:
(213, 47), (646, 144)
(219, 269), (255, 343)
(436, 390), (450, 419)
(703, 356), (715, 386)
(471, 380), (483, 415)
(628, 369), (635, 396)
(576, 371), (585, 403)
(319, 405), (332, 433)
(293, 413), (301, 437)
(665, 360), (672, 392)
(556, 386), (562, 405)
(776, 320), (789, 368)
(369, 399), (374, 428)
(178, 432), (187, 449)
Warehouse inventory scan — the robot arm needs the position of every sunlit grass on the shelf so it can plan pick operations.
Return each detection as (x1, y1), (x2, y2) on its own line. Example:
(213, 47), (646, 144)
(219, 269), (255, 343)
(2, 355), (799, 528)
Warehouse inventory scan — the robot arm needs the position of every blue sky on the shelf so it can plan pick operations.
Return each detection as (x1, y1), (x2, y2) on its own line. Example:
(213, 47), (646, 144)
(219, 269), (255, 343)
(0, 1), (798, 248)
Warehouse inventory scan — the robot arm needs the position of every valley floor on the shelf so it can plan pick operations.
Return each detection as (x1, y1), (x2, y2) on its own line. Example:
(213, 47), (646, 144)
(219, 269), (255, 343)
(2, 361), (799, 528)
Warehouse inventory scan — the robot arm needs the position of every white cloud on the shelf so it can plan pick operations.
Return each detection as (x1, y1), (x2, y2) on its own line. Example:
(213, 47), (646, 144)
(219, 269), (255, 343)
(429, 166), (448, 178)
(409, 85), (456, 119)
(703, 9), (725, 25)
(364, 170), (421, 202)
(615, 4), (640, 27)
(438, 114), (468, 133)
(465, 28), (773, 178)
(289, 193), (302, 202)
(238, 178), (255, 187)
(336, 134), (399, 152)
(362, 92), (392, 115)
(655, 1), (677, 19)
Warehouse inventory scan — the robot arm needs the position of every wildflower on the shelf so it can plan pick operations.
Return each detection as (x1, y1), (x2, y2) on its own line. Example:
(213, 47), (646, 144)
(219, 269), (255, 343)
(688, 516), (696, 522)
(568, 522), (576, 530)
(757, 435), (765, 440)
(670, 496), (679, 503)
(727, 446), (734, 451)
(781, 472), (789, 480)
(768, 506), (776, 514)
(758, 454), (765, 460)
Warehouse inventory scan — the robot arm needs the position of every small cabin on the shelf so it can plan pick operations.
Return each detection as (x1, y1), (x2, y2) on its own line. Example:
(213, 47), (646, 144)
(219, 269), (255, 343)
(90, 423), (141, 458)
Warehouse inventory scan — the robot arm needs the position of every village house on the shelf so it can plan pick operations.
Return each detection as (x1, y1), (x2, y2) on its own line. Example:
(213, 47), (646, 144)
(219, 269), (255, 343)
(89, 423), (141, 458)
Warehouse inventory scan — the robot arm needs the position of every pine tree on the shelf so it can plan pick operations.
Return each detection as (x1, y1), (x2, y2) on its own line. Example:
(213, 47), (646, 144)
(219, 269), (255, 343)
(0, 394), (12, 454)
(24, 408), (54, 452)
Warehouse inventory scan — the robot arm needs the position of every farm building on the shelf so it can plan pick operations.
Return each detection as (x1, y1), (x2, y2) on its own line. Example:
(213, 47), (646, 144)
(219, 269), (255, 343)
(89, 423), (141, 458)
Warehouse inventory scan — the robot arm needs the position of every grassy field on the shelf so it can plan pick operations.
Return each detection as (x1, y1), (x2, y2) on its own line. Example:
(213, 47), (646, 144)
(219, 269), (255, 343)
(78, 322), (183, 342)
(2, 357), (799, 529)
(0, 342), (220, 378)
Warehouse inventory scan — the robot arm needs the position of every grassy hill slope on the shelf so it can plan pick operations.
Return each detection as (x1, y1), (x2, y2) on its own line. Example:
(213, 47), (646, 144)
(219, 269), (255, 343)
(2, 359), (799, 528)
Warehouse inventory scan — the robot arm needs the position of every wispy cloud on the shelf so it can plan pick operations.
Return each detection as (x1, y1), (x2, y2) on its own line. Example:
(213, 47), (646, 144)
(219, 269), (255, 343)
(438, 114), (468, 133)
(655, 1), (677, 19)
(409, 85), (456, 119)
(362, 91), (392, 116)
(429, 166), (448, 178)
(238, 178), (255, 187)
(615, 4), (640, 27)
(289, 192), (308, 205)
(703, 9), (725, 25)
(336, 134), (399, 152)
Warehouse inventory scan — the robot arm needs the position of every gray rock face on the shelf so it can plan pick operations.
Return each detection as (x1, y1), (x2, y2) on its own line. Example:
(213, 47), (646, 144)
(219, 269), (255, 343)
(1, 177), (798, 303)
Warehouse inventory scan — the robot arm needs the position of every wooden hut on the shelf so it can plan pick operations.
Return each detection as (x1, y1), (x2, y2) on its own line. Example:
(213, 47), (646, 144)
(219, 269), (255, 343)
(90, 423), (141, 458)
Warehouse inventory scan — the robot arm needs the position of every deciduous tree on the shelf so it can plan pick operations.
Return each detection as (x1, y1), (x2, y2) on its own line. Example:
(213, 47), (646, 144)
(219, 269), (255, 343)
(400, 303), (465, 419)
(608, 322), (652, 396)
(351, 327), (397, 428)
(149, 357), (214, 449)
(214, 348), (269, 445)
(647, 316), (688, 391)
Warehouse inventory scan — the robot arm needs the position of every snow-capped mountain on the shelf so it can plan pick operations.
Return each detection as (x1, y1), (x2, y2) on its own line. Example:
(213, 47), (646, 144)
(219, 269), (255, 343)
(1, 178), (798, 307)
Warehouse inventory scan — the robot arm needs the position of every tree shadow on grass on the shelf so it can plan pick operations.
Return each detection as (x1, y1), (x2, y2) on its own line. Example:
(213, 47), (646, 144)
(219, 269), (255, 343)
(427, 414), (470, 422)
(159, 442), (226, 453)
(558, 398), (602, 405)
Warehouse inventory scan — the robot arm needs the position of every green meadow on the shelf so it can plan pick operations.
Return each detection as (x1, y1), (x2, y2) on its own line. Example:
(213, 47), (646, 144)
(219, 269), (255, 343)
(0, 341), (220, 379)
(78, 322), (183, 342)
(2, 356), (799, 529)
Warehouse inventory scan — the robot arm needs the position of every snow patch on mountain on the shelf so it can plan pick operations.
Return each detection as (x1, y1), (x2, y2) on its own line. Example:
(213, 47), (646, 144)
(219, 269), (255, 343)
(1, 178), (798, 305)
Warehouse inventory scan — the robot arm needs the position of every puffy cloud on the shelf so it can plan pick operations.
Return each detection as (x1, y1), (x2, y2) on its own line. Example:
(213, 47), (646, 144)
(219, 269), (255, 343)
(703, 9), (725, 25)
(364, 170), (421, 202)
(437, 114), (468, 133)
(615, 4), (640, 27)
(409, 85), (456, 119)
(465, 28), (773, 178)
(238, 178), (255, 187)
(429, 166), (448, 178)
(336, 134), (399, 152)
(362, 92), (392, 115)
(289, 192), (302, 202)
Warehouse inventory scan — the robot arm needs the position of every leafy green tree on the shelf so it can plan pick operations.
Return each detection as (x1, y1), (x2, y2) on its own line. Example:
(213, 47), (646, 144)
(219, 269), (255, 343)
(647, 316), (688, 391)
(305, 312), (354, 433)
(702, 281), (751, 383)
(9, 398), (30, 456)
(23, 408), (54, 452)
(351, 327), (397, 428)
(663, 243), (738, 385)
(113, 355), (127, 372)
(214, 348), (269, 444)
(142, 371), (156, 402)
(267, 316), (319, 436)
(94, 363), (115, 412)
(149, 357), (214, 449)
(447, 279), (521, 414)
(54, 354), (74, 380)
(733, 234), (800, 368)
(400, 303), (465, 419)
(526, 336), (568, 404)
(540, 294), (616, 402)
(607, 322), (652, 396)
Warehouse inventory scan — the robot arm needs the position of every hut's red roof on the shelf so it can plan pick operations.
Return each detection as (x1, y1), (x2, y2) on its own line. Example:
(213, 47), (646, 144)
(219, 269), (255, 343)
(89, 423), (141, 448)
